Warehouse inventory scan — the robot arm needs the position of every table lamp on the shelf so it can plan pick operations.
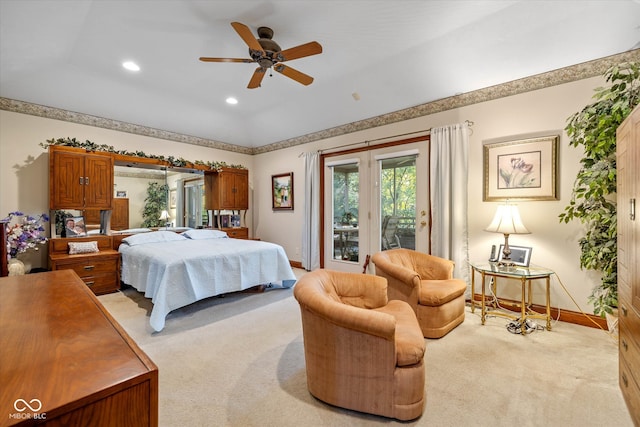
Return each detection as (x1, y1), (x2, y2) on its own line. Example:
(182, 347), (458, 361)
(159, 210), (170, 229)
(484, 203), (530, 267)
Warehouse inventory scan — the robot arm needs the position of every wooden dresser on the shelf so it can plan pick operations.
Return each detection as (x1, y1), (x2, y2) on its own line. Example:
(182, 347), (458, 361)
(0, 270), (158, 426)
(617, 104), (640, 425)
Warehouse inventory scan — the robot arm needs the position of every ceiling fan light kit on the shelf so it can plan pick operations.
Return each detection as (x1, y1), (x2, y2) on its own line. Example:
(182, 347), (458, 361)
(199, 22), (322, 89)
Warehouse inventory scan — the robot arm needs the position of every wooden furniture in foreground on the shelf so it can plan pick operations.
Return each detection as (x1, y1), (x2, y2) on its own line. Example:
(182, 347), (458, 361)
(1, 219), (8, 277)
(617, 103), (640, 425)
(0, 270), (158, 427)
(49, 235), (120, 295)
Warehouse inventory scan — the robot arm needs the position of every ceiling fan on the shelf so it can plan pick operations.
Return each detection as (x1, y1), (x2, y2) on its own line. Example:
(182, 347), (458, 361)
(199, 22), (322, 89)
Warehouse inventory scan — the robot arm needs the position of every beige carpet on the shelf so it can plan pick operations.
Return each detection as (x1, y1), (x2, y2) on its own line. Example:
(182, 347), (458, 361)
(98, 269), (634, 427)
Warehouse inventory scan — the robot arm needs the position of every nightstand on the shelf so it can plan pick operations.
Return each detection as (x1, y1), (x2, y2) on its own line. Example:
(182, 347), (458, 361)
(469, 261), (554, 334)
(48, 235), (120, 295)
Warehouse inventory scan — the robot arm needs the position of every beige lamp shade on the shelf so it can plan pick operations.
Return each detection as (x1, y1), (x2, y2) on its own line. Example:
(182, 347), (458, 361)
(159, 210), (170, 221)
(484, 204), (530, 235)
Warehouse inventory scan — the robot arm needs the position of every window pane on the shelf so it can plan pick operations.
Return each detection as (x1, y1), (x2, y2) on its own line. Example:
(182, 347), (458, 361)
(332, 163), (359, 262)
(380, 156), (416, 250)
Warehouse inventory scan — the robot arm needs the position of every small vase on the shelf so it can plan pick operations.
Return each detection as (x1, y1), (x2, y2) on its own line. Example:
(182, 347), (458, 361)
(8, 258), (26, 276)
(16, 252), (33, 274)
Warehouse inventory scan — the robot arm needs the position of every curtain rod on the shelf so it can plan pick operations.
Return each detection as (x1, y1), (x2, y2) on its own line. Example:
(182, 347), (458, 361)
(298, 120), (473, 157)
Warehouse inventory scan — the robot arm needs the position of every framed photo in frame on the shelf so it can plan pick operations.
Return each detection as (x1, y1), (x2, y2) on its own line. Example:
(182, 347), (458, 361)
(483, 135), (559, 201)
(64, 216), (87, 237)
(498, 245), (532, 267)
(115, 190), (127, 198)
(272, 172), (294, 210)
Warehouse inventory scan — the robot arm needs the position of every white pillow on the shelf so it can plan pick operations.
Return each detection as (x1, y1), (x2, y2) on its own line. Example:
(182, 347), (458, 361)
(68, 241), (100, 255)
(182, 229), (228, 240)
(117, 228), (152, 234)
(122, 230), (187, 246)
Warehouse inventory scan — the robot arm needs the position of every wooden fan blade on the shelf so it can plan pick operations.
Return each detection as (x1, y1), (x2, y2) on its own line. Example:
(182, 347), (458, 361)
(277, 41), (322, 62)
(247, 67), (266, 89)
(274, 64), (314, 86)
(199, 57), (254, 63)
(231, 22), (264, 53)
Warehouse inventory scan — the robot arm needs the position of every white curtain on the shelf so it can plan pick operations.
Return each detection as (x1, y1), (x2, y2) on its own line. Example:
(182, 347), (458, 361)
(430, 123), (470, 285)
(301, 152), (320, 270)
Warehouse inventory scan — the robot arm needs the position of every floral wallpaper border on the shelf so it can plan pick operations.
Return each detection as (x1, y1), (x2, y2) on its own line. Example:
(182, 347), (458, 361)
(1, 50), (638, 156)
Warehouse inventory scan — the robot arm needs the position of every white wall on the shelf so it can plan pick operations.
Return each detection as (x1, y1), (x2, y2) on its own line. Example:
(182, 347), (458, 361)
(0, 74), (608, 313)
(0, 110), (253, 266)
(253, 75), (606, 314)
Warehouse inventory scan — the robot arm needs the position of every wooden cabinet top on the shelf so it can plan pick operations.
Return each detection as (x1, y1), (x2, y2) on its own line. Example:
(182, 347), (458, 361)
(0, 270), (157, 424)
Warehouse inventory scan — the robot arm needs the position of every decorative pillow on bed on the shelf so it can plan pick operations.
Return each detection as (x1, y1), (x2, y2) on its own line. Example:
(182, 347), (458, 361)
(68, 241), (100, 254)
(121, 230), (187, 246)
(182, 229), (228, 240)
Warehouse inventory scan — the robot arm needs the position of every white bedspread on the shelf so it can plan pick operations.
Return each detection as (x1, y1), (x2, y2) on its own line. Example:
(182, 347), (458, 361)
(119, 238), (296, 331)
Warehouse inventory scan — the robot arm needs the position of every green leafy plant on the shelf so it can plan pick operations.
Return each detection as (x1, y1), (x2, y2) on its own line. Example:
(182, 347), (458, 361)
(559, 62), (640, 317)
(141, 182), (170, 228)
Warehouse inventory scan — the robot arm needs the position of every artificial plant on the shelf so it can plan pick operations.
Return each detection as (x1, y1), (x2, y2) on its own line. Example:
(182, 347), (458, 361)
(141, 182), (169, 228)
(559, 62), (640, 317)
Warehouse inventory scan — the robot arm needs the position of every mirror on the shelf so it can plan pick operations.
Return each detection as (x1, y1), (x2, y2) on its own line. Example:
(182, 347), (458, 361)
(51, 164), (207, 237)
(114, 165), (205, 230)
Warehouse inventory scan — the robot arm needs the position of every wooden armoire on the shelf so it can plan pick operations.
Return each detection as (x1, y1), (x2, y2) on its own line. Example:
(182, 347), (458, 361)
(617, 103), (640, 425)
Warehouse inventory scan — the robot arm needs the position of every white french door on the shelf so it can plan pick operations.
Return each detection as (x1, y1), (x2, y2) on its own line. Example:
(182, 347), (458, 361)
(323, 141), (429, 273)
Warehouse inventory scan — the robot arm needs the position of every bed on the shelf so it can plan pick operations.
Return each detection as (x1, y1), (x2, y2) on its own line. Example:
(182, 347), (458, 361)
(118, 229), (297, 331)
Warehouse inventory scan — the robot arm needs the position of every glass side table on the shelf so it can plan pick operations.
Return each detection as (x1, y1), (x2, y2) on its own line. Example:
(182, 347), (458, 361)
(469, 262), (554, 334)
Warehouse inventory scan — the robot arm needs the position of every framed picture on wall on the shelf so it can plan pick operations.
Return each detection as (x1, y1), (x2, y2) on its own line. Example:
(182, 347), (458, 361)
(169, 188), (177, 208)
(483, 135), (559, 201)
(115, 190), (127, 198)
(272, 172), (294, 210)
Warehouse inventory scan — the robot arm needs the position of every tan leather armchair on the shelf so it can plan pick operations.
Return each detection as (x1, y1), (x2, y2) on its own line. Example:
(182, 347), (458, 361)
(293, 269), (425, 421)
(372, 248), (466, 338)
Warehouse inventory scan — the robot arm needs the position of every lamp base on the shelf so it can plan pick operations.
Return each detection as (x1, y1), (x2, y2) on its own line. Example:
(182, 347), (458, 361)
(497, 260), (516, 268)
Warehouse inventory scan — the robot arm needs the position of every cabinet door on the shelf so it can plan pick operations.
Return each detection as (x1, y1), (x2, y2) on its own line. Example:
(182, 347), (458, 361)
(84, 154), (113, 209)
(111, 198), (129, 230)
(220, 172), (236, 209)
(205, 169), (249, 210)
(50, 148), (114, 210)
(234, 171), (249, 210)
(50, 151), (85, 209)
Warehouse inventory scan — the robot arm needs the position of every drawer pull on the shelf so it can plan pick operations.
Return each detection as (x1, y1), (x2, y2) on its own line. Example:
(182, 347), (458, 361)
(621, 305), (628, 317)
(622, 372), (628, 388)
(83, 265), (95, 271)
(85, 281), (95, 287)
(622, 339), (628, 352)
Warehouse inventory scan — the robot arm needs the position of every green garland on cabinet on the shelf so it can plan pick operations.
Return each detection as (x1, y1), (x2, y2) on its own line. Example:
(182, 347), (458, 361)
(40, 137), (246, 171)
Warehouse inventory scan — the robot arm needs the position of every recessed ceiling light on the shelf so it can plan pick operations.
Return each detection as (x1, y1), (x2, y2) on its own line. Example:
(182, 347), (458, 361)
(226, 97), (238, 105)
(122, 61), (140, 72)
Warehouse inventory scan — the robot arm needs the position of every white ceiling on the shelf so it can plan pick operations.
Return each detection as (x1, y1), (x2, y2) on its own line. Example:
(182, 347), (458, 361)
(1, 1), (638, 150)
